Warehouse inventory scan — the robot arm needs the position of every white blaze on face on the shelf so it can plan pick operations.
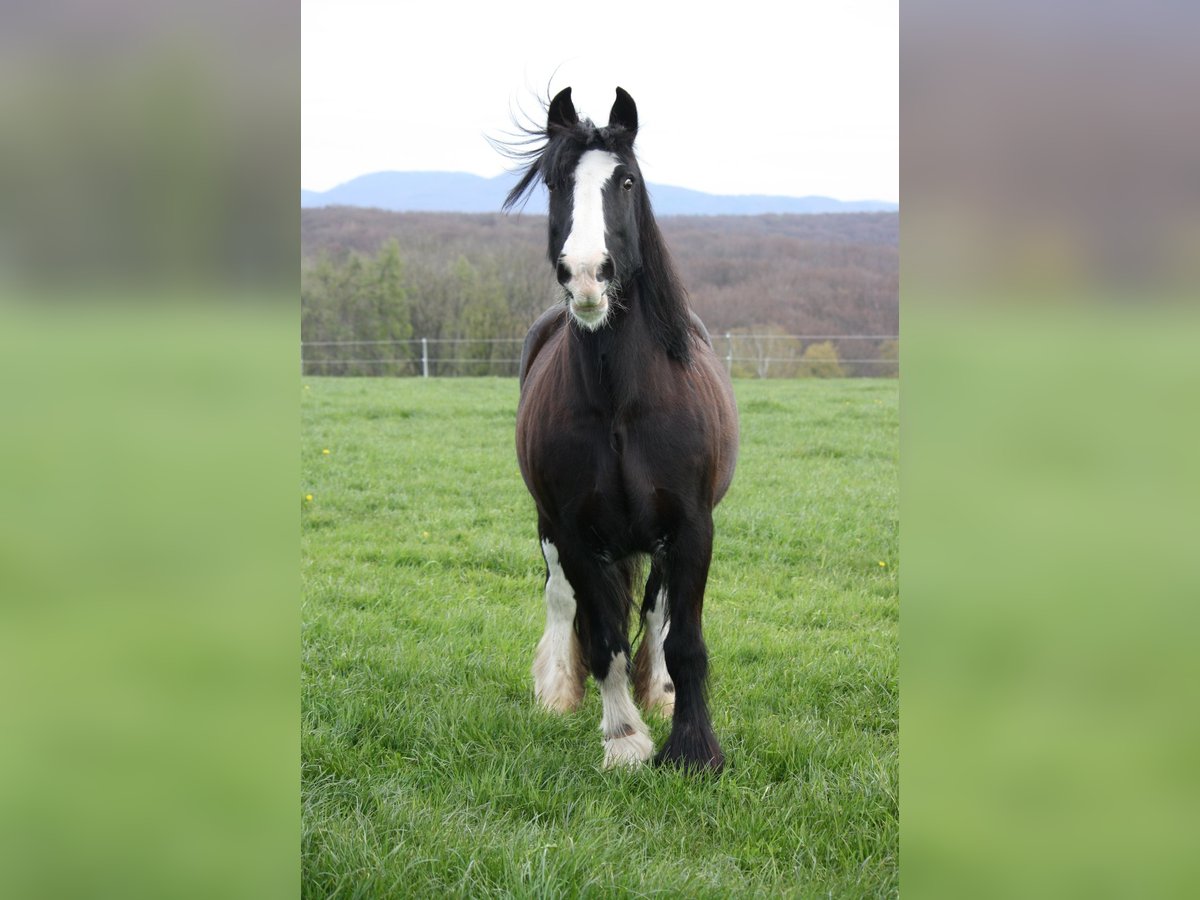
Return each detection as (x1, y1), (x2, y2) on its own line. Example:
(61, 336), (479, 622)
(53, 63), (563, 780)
(561, 149), (619, 329)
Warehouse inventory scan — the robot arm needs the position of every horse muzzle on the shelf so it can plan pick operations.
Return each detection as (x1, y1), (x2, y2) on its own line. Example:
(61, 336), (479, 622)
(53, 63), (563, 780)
(565, 277), (610, 329)
(568, 295), (609, 329)
(558, 254), (614, 329)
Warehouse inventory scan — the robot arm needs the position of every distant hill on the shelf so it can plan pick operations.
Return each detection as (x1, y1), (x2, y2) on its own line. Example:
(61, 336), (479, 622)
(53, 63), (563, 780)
(301, 171), (898, 216)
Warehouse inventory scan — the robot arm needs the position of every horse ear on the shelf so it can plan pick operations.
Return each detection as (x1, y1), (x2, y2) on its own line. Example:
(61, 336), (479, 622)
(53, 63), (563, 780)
(547, 87), (578, 130)
(608, 87), (638, 136)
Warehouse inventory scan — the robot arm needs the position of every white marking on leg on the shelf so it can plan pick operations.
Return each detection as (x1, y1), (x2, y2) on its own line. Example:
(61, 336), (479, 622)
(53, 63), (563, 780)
(642, 588), (675, 718)
(600, 651), (653, 767)
(561, 149), (619, 330)
(533, 540), (585, 712)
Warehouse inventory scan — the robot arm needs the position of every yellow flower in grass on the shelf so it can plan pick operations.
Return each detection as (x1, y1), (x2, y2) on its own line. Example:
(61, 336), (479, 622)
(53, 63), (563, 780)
(305, 494), (313, 502)
(322, 448), (330, 455)
(878, 561), (887, 567)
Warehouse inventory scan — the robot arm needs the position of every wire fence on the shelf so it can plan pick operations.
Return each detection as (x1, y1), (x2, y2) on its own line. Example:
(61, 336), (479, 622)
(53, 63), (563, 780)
(300, 334), (899, 378)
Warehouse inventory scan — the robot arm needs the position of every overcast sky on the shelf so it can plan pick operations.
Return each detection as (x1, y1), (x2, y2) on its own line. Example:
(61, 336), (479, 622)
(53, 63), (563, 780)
(302, 1), (897, 202)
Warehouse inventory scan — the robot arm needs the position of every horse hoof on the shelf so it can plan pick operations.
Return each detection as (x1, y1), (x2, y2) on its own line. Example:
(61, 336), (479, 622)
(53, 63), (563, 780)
(649, 700), (674, 719)
(641, 681), (674, 718)
(653, 729), (725, 773)
(533, 647), (586, 713)
(533, 666), (584, 712)
(534, 671), (584, 713)
(536, 690), (582, 714)
(644, 696), (674, 719)
(602, 726), (654, 768)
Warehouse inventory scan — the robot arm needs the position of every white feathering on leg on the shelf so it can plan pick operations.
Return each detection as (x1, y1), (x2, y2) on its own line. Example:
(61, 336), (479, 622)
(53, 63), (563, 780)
(641, 588), (675, 717)
(533, 540), (586, 712)
(600, 652), (653, 767)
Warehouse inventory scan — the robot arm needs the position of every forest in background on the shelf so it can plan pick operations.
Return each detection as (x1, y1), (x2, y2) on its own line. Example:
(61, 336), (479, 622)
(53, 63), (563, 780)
(301, 208), (898, 376)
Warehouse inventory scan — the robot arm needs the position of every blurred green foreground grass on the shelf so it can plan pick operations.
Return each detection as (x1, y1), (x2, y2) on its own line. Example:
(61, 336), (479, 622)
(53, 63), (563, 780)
(0, 304), (297, 900)
(903, 306), (1200, 899)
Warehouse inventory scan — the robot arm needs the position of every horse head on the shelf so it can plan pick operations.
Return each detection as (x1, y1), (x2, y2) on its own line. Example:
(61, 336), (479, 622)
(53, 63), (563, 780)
(508, 87), (648, 331)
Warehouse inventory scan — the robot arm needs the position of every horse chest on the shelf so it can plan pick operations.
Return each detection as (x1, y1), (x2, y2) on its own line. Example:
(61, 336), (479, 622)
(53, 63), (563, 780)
(525, 406), (660, 500)
(586, 414), (680, 506)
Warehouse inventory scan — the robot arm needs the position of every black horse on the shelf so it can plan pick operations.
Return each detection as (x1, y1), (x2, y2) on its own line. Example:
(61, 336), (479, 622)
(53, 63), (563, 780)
(503, 87), (738, 771)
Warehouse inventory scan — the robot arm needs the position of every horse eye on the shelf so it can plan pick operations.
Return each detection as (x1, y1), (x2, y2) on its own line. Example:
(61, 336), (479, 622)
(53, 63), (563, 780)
(622, 177), (634, 191)
(546, 182), (555, 192)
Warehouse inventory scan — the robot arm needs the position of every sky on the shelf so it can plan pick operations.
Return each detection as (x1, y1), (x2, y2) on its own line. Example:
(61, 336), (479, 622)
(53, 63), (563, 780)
(302, 0), (897, 202)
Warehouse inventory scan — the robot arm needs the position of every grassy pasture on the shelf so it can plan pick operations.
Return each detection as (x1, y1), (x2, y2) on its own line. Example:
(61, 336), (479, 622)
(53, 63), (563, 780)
(302, 377), (898, 898)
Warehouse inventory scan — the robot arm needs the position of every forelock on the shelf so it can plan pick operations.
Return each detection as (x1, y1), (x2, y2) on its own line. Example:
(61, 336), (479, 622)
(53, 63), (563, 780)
(543, 121), (635, 183)
(499, 108), (638, 212)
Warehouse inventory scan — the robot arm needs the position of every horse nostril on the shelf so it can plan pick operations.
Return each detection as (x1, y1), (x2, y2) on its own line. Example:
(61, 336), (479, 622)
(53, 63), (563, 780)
(556, 261), (571, 285)
(598, 257), (615, 283)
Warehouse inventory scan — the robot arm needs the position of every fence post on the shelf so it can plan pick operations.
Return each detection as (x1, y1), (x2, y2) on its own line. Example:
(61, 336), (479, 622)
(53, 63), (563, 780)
(725, 333), (733, 375)
(421, 338), (429, 378)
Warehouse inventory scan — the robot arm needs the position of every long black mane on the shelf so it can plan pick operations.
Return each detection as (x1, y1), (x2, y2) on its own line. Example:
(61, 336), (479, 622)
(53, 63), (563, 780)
(497, 107), (694, 363)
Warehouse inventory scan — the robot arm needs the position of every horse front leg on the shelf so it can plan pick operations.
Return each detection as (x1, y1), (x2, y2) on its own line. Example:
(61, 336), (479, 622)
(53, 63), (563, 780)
(656, 515), (724, 772)
(556, 545), (653, 768)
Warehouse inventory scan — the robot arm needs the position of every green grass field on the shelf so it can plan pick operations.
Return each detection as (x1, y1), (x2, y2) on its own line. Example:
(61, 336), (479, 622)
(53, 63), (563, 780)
(302, 377), (898, 898)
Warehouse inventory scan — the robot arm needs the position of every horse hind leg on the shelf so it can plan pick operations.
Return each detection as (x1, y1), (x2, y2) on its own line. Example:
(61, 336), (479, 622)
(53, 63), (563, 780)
(633, 563), (675, 718)
(532, 539), (587, 713)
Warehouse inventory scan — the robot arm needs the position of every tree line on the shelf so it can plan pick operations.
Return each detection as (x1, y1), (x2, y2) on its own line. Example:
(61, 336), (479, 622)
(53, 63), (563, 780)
(301, 209), (898, 376)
